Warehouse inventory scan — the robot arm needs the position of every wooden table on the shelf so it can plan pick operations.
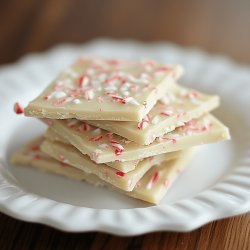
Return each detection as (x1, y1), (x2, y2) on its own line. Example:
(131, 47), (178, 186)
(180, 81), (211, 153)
(0, 1), (249, 249)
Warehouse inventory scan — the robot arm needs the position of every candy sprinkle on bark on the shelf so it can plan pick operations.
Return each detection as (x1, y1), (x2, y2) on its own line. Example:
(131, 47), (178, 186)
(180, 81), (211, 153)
(14, 102), (24, 114)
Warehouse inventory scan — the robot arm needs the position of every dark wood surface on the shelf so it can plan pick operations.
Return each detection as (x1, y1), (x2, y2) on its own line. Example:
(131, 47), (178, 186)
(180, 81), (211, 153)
(0, 1), (249, 249)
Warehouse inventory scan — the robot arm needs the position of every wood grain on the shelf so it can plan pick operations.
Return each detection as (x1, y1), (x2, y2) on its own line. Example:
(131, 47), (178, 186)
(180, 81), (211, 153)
(0, 0), (249, 249)
(0, 212), (249, 250)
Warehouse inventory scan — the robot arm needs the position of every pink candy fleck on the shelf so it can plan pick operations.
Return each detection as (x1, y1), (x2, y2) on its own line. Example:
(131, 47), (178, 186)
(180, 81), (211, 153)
(78, 122), (90, 132)
(135, 181), (141, 188)
(160, 111), (172, 117)
(147, 171), (160, 189)
(188, 91), (199, 99)
(89, 135), (103, 142)
(160, 137), (177, 144)
(155, 66), (170, 72)
(106, 133), (113, 138)
(58, 154), (66, 162)
(54, 97), (74, 106)
(109, 94), (127, 104)
(163, 178), (169, 187)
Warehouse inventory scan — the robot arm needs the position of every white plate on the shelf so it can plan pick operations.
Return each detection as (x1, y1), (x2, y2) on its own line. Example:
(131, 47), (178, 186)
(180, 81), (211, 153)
(0, 39), (249, 235)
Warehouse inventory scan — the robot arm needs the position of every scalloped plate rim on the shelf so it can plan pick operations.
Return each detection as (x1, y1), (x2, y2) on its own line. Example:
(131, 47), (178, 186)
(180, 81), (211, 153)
(0, 39), (249, 235)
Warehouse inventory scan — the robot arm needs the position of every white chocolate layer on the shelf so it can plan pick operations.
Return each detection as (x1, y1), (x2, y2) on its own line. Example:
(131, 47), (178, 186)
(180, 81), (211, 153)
(45, 114), (230, 163)
(24, 58), (183, 121)
(41, 139), (182, 191)
(11, 139), (192, 204)
(44, 128), (141, 172)
(87, 84), (219, 145)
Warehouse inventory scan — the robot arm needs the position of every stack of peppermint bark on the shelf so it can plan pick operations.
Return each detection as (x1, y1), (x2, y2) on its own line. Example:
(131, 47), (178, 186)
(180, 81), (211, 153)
(11, 58), (230, 204)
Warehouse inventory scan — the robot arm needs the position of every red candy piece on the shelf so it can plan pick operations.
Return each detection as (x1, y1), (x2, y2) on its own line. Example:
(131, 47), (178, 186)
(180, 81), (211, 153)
(14, 102), (24, 114)
(110, 140), (124, 156)
(151, 172), (159, 184)
(78, 122), (90, 132)
(89, 135), (103, 142)
(114, 148), (123, 156)
(78, 74), (89, 87)
(137, 115), (150, 129)
(147, 171), (160, 189)
(116, 171), (125, 177)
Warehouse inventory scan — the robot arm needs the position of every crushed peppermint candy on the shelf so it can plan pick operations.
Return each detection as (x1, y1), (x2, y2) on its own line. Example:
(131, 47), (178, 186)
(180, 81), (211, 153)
(115, 171), (125, 177)
(78, 122), (90, 132)
(54, 97), (74, 106)
(137, 115), (150, 130)
(14, 102), (24, 114)
(110, 140), (124, 156)
(89, 135), (103, 142)
(163, 178), (170, 187)
(160, 110), (175, 117)
(41, 58), (178, 109)
(108, 94), (127, 104)
(146, 172), (160, 189)
(67, 119), (78, 128)
(137, 120), (148, 129)
(155, 65), (171, 72)
(78, 75), (90, 87)
(188, 91), (199, 99)
(178, 119), (213, 134)
(162, 137), (177, 143)
(180, 90), (201, 105)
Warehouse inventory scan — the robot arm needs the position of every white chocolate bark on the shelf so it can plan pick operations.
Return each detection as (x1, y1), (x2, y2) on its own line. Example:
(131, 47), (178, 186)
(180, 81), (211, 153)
(41, 139), (182, 191)
(11, 141), (192, 204)
(128, 151), (193, 204)
(87, 84), (219, 145)
(10, 138), (87, 181)
(24, 58), (183, 121)
(45, 114), (230, 163)
(44, 128), (140, 172)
